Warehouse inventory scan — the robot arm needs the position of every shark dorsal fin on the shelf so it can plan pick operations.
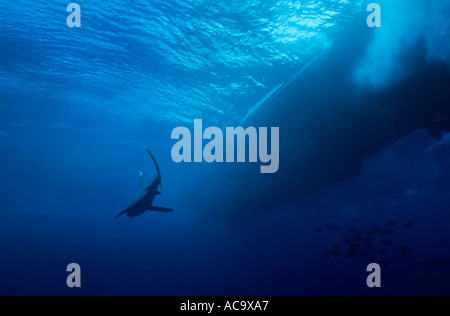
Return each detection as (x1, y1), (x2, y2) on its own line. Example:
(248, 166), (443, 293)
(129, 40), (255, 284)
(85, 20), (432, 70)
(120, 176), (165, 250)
(139, 171), (144, 187)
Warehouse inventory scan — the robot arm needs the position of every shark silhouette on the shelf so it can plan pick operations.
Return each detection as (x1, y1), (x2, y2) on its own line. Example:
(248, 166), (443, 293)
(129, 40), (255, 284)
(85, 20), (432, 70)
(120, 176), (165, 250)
(116, 147), (173, 218)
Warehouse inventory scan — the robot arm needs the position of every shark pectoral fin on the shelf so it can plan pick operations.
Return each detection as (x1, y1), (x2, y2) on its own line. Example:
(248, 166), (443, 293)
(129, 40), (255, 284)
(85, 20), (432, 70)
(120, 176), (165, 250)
(116, 209), (128, 218)
(149, 206), (173, 213)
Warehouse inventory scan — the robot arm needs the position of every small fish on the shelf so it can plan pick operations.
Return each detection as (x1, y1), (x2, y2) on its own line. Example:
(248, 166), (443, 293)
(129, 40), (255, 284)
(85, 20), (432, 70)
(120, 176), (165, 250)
(341, 237), (352, 244)
(333, 244), (342, 249)
(404, 221), (415, 229)
(330, 250), (341, 257)
(363, 237), (373, 242)
(381, 229), (393, 236)
(358, 250), (368, 257)
(365, 243), (374, 249)
(378, 249), (388, 254)
(434, 259), (450, 267)
(401, 254), (411, 260)
(349, 243), (361, 249)
(398, 246), (411, 254)
(326, 225), (340, 231)
(346, 247), (358, 259)
(387, 221), (396, 227)
(313, 228), (323, 233)
(348, 228), (359, 233)
(380, 240), (392, 246)
(345, 243), (361, 258)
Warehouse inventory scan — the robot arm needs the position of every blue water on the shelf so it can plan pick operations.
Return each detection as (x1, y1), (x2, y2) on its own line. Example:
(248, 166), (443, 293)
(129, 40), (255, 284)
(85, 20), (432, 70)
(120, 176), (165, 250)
(1, 0), (450, 295)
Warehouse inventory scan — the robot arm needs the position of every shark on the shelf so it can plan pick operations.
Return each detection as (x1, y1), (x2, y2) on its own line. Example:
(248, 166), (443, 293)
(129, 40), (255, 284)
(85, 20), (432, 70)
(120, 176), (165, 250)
(116, 147), (173, 218)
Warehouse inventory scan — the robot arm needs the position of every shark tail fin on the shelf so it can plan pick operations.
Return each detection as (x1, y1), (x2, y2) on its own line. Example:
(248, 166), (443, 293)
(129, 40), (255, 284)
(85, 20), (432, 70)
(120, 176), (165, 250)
(149, 206), (173, 213)
(116, 209), (128, 218)
(144, 146), (162, 189)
